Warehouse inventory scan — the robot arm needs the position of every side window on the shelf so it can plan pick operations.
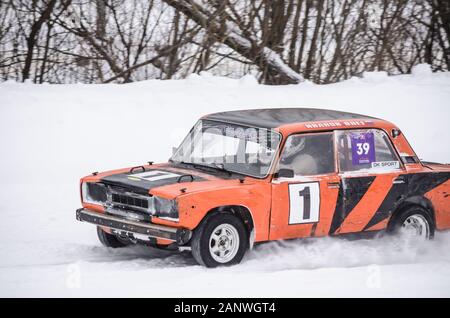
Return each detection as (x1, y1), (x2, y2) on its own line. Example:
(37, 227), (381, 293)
(336, 129), (401, 173)
(279, 133), (335, 176)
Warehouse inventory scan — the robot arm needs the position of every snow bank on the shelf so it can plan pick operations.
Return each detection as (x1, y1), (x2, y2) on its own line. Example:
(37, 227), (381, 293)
(412, 63), (433, 77)
(0, 69), (449, 297)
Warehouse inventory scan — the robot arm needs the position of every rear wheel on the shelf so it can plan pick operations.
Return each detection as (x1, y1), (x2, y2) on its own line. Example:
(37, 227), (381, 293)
(191, 213), (248, 268)
(97, 227), (130, 248)
(389, 206), (434, 240)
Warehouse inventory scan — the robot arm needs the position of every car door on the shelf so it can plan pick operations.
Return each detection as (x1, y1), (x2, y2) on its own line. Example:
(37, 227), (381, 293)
(330, 129), (406, 235)
(269, 132), (341, 240)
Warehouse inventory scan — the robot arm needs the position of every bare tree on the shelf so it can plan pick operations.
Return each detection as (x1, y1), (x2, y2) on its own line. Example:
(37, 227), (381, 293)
(16, 0), (58, 81)
(162, 0), (304, 84)
(0, 0), (448, 84)
(429, 0), (450, 69)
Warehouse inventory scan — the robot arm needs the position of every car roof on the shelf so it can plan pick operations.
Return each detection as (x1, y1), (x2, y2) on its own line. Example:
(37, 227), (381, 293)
(203, 108), (377, 129)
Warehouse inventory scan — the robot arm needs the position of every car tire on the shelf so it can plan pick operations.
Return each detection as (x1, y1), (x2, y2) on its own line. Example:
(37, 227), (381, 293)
(388, 206), (435, 240)
(97, 226), (130, 248)
(191, 212), (248, 268)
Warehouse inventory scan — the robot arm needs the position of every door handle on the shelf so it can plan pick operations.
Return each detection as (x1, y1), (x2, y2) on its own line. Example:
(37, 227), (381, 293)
(327, 182), (340, 189)
(393, 176), (406, 185)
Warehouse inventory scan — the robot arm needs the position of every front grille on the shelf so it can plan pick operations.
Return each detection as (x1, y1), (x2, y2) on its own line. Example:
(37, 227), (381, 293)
(111, 193), (149, 210)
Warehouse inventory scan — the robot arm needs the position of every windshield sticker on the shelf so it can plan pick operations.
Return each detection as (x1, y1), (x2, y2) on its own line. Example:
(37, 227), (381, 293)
(173, 120), (281, 178)
(371, 161), (400, 170)
(225, 126), (259, 142)
(351, 132), (375, 165)
(304, 120), (373, 129)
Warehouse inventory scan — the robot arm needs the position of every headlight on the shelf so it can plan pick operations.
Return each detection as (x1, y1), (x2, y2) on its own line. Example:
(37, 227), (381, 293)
(81, 182), (107, 205)
(153, 196), (178, 219)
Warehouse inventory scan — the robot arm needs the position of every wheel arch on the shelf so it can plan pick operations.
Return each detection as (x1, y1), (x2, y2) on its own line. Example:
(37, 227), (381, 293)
(199, 205), (256, 249)
(388, 195), (436, 230)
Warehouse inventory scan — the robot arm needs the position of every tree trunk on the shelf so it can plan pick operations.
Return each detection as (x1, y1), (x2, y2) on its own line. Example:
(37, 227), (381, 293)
(22, 0), (57, 82)
(162, 0), (303, 84)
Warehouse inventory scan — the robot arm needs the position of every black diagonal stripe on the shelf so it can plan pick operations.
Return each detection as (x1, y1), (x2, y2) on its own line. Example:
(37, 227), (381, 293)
(363, 182), (406, 230)
(407, 172), (450, 197)
(329, 183), (344, 234)
(363, 172), (450, 230)
(329, 176), (376, 234)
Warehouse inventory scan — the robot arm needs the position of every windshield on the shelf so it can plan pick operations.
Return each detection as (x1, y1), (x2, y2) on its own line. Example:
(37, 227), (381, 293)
(171, 120), (281, 178)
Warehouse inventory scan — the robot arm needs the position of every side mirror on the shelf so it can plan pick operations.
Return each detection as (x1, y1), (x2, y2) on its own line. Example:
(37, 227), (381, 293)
(275, 168), (294, 179)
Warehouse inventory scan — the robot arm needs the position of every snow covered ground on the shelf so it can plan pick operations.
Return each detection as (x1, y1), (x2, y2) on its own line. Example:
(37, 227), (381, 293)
(0, 64), (449, 297)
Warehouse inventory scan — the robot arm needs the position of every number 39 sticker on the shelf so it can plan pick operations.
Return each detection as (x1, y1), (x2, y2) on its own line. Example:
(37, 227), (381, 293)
(288, 182), (320, 225)
(351, 132), (375, 165)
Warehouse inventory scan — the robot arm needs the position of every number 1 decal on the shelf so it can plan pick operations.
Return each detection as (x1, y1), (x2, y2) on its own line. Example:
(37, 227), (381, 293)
(288, 182), (320, 225)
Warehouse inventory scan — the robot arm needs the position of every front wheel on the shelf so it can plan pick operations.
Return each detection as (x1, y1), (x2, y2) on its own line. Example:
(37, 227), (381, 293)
(97, 226), (130, 248)
(191, 213), (248, 268)
(388, 206), (435, 240)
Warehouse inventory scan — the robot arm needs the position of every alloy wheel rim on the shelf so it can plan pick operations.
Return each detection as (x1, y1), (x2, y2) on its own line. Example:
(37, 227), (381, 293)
(209, 223), (240, 263)
(401, 214), (430, 239)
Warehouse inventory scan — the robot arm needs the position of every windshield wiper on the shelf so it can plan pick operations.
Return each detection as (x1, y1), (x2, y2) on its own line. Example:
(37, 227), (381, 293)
(209, 163), (232, 175)
(172, 160), (233, 176)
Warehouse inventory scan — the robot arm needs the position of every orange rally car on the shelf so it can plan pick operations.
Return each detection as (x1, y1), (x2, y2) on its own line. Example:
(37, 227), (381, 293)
(76, 108), (450, 267)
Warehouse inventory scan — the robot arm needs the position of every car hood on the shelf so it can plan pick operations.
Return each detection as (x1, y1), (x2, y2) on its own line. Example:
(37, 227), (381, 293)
(90, 162), (250, 199)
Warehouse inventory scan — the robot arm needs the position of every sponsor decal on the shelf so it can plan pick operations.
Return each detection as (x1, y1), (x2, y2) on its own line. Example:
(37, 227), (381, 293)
(371, 161), (400, 170)
(127, 170), (180, 182)
(304, 120), (372, 129)
(127, 176), (141, 181)
(351, 132), (375, 165)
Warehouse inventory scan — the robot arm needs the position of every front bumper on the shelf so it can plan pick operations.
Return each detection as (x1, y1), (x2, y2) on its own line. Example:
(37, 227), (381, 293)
(76, 208), (191, 244)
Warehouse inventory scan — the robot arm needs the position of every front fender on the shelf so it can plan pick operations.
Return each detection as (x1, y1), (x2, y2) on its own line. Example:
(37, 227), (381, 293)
(176, 182), (271, 242)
